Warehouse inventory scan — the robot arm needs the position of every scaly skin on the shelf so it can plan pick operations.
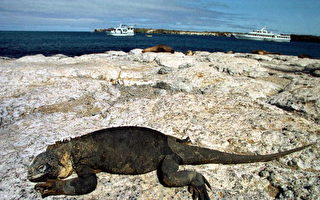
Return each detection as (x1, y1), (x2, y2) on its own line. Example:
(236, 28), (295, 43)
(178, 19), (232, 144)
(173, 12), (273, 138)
(28, 126), (314, 199)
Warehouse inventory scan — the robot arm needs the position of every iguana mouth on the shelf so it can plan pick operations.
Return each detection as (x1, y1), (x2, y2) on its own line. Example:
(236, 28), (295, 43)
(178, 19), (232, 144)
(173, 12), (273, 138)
(27, 172), (49, 182)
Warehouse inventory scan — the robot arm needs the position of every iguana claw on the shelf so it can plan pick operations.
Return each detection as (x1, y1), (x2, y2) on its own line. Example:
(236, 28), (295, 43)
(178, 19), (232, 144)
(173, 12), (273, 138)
(188, 174), (211, 200)
(35, 180), (63, 198)
(188, 185), (210, 200)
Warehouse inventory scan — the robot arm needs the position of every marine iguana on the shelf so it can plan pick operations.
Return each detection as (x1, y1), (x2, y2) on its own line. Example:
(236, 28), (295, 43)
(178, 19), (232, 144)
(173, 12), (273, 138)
(28, 126), (314, 199)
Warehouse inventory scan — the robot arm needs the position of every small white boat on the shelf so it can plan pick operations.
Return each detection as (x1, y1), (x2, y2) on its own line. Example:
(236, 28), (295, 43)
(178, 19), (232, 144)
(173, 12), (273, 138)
(107, 24), (134, 36)
(233, 27), (290, 42)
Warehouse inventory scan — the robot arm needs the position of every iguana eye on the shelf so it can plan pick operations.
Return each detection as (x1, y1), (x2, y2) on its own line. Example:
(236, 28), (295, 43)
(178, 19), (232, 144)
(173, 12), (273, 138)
(37, 164), (47, 172)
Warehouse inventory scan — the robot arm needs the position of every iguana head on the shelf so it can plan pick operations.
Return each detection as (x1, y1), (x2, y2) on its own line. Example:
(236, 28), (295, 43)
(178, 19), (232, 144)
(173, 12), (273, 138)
(27, 150), (73, 182)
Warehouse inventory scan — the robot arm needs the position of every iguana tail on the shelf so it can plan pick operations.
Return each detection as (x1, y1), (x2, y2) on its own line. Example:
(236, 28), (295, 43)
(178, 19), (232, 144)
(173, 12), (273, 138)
(177, 143), (315, 165)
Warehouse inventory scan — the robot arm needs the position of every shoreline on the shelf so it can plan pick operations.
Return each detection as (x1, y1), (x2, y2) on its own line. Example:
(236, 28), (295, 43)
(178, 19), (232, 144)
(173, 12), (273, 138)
(1, 48), (319, 60)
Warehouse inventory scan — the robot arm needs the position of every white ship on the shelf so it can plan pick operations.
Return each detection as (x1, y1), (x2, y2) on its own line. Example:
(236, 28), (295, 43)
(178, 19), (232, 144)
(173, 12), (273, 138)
(233, 27), (290, 42)
(107, 24), (134, 36)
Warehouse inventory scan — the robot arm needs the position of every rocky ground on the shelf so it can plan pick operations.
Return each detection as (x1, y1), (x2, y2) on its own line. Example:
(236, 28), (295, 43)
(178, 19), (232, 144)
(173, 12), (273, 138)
(0, 49), (319, 200)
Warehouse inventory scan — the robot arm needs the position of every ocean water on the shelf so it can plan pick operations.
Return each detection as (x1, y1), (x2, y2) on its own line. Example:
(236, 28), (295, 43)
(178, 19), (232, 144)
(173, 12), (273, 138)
(0, 31), (320, 58)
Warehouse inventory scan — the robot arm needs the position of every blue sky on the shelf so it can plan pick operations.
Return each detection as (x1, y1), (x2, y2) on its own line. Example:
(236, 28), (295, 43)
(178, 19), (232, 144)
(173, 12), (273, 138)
(1, 0), (319, 35)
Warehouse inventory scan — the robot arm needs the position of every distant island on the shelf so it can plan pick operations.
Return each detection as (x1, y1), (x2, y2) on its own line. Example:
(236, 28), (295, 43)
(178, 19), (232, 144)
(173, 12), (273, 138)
(94, 27), (320, 43)
(95, 28), (233, 37)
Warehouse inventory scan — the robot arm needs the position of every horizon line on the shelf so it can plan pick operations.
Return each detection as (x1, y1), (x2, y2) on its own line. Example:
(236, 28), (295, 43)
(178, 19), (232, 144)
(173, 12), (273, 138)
(0, 29), (319, 37)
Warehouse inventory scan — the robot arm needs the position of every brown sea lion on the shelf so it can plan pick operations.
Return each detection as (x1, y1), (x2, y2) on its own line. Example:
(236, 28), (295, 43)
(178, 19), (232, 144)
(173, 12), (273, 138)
(298, 54), (312, 59)
(184, 50), (194, 56)
(251, 49), (280, 55)
(142, 44), (175, 53)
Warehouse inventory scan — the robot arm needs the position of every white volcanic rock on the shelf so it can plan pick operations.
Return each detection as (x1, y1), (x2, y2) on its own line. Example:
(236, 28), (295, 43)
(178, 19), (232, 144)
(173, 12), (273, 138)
(269, 77), (320, 121)
(154, 52), (196, 68)
(0, 51), (319, 200)
(208, 53), (269, 77)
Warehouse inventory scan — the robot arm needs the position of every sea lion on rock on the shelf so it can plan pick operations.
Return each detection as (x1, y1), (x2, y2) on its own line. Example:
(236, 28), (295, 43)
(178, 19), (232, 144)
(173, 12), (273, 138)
(184, 50), (195, 56)
(142, 44), (174, 53)
(298, 54), (312, 59)
(251, 50), (280, 55)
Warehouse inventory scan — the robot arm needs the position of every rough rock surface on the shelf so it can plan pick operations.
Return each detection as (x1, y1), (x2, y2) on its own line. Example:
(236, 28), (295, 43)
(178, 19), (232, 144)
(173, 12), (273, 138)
(0, 49), (319, 200)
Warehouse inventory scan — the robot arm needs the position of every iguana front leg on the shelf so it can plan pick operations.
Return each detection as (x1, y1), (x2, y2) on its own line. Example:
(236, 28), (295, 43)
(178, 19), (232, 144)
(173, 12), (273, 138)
(35, 165), (97, 198)
(159, 155), (212, 200)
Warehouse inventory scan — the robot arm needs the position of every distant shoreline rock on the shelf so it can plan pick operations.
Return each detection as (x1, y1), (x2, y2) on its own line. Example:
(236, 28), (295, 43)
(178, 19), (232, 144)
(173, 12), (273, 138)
(94, 28), (320, 43)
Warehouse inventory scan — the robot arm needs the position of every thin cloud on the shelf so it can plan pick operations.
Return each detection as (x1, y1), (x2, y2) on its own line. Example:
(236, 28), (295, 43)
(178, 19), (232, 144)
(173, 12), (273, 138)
(0, 0), (238, 31)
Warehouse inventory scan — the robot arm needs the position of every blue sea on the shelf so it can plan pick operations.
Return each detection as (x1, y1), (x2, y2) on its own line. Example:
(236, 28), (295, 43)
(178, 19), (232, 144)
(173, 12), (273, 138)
(0, 31), (320, 58)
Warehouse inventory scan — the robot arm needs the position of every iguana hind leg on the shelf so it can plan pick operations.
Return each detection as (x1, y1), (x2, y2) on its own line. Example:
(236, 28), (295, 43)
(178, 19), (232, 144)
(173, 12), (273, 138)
(159, 155), (212, 200)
